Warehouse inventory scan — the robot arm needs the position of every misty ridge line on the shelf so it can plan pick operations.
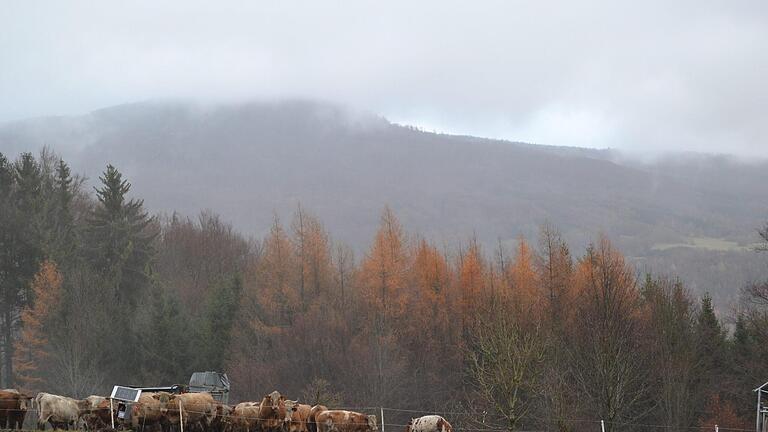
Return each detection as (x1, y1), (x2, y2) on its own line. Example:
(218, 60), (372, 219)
(4, 97), (765, 163)
(1, 98), (766, 309)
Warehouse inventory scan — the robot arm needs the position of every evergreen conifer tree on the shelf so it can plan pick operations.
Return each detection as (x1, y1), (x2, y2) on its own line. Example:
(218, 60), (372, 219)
(201, 275), (242, 370)
(86, 164), (157, 308)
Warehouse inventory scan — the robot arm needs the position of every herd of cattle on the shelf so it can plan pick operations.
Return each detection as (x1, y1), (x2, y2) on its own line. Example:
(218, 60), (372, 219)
(0, 389), (454, 432)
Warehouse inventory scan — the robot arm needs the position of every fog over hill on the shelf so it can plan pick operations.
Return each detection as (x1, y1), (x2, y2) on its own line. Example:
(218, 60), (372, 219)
(2, 100), (766, 308)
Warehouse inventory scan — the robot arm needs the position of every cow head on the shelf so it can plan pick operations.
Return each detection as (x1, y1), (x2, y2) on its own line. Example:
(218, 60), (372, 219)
(259, 392), (287, 432)
(151, 392), (173, 404)
(268, 391), (284, 409)
(282, 400), (299, 430)
(18, 394), (32, 411)
(367, 415), (378, 432)
(151, 392), (175, 416)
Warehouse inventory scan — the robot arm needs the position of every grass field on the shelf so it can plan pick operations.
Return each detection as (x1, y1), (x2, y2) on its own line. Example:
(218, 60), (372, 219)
(651, 236), (753, 252)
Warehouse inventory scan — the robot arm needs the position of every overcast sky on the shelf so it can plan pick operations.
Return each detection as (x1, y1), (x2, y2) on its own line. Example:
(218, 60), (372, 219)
(1, 1), (767, 156)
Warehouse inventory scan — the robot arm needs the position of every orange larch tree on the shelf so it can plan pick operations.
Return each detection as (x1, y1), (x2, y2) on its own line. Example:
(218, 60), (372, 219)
(14, 260), (62, 392)
(359, 206), (409, 323)
(356, 206), (410, 405)
(402, 239), (461, 404)
(457, 238), (487, 335)
(258, 215), (299, 326)
(507, 237), (539, 311)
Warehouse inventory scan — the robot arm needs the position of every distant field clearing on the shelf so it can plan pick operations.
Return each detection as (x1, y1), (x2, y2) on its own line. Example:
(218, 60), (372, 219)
(652, 236), (752, 252)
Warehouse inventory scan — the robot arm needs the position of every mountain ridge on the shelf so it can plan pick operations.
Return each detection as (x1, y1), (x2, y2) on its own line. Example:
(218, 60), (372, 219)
(1, 99), (766, 307)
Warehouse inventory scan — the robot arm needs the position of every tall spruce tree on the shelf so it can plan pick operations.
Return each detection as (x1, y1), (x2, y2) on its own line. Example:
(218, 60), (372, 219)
(0, 152), (19, 387)
(86, 164), (157, 309)
(138, 283), (191, 384)
(200, 275), (242, 371)
(46, 159), (77, 262)
(696, 294), (727, 370)
(693, 294), (728, 421)
(0, 153), (47, 387)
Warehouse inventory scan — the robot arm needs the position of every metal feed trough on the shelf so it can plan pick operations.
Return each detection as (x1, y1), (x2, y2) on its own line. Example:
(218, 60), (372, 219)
(188, 371), (230, 404)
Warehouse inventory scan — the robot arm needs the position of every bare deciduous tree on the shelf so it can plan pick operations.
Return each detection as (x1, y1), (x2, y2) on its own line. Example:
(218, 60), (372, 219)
(469, 304), (547, 431)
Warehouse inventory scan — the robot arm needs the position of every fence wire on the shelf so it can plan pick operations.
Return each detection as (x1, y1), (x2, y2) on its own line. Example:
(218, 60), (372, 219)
(0, 400), (756, 432)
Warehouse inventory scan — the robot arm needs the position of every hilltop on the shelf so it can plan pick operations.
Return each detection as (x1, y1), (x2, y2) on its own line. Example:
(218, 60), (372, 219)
(2, 100), (766, 306)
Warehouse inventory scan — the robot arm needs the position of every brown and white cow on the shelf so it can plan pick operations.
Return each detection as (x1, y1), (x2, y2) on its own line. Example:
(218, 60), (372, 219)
(231, 401), (261, 432)
(404, 416), (452, 432)
(35, 392), (81, 430)
(283, 401), (311, 432)
(0, 389), (32, 429)
(306, 405), (327, 432)
(315, 410), (377, 432)
(258, 391), (287, 432)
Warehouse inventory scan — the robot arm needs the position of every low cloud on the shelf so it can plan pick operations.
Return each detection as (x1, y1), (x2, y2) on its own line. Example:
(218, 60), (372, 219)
(1, 0), (766, 156)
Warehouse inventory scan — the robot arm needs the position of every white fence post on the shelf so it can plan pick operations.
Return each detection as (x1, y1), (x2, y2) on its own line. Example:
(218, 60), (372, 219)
(110, 398), (115, 429)
(600, 419), (605, 432)
(179, 400), (185, 432)
(380, 407), (385, 432)
(715, 424), (719, 432)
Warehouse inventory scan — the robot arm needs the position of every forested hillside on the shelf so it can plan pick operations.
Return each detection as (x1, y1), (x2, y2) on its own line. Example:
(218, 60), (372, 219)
(2, 151), (768, 431)
(2, 100), (766, 308)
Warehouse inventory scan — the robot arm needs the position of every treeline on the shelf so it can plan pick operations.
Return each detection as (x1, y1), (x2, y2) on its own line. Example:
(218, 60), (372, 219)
(2, 150), (768, 432)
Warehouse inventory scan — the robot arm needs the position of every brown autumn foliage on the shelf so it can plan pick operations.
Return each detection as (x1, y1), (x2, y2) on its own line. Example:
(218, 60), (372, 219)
(220, 208), (754, 431)
(5, 197), (756, 431)
(13, 260), (62, 392)
(507, 237), (540, 312)
(458, 239), (486, 334)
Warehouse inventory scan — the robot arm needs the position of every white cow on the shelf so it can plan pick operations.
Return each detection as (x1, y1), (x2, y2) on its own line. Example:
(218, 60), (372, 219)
(35, 392), (81, 430)
(405, 416), (453, 432)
